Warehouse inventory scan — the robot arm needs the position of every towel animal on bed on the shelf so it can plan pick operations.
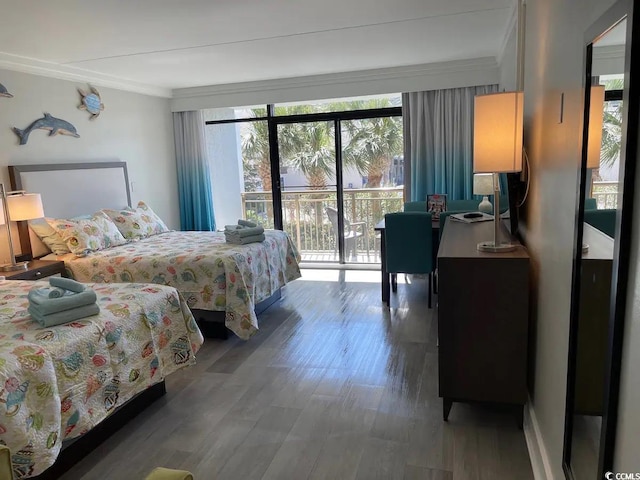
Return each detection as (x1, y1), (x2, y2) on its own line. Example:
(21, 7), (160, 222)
(28, 277), (100, 327)
(224, 219), (265, 245)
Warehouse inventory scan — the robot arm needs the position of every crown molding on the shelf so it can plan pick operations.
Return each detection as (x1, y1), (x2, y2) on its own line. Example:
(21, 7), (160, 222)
(0, 52), (172, 98)
(497, 0), (519, 66)
(172, 57), (499, 101)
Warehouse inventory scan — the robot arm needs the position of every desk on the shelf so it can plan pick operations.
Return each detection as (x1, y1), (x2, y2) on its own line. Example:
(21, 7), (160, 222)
(437, 218), (529, 423)
(574, 224), (613, 415)
(375, 218), (439, 305)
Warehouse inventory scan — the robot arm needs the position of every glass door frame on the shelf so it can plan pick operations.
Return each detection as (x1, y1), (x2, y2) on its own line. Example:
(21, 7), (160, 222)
(268, 106), (401, 264)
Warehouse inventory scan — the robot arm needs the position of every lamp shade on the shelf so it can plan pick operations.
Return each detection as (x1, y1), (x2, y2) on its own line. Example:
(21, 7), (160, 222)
(587, 85), (605, 169)
(7, 193), (44, 221)
(474, 91), (524, 173)
(473, 173), (495, 195)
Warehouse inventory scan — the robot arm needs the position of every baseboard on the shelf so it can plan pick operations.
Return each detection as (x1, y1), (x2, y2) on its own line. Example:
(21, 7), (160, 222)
(524, 399), (554, 480)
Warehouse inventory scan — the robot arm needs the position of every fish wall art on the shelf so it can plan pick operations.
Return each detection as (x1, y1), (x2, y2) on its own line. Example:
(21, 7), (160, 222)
(13, 113), (80, 146)
(0, 82), (13, 98)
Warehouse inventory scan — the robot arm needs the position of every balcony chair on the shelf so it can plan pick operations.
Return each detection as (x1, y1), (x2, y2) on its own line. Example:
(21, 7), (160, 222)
(384, 212), (434, 308)
(325, 206), (369, 261)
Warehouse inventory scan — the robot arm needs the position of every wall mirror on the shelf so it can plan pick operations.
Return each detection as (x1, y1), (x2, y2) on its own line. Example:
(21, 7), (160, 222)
(564, 0), (638, 478)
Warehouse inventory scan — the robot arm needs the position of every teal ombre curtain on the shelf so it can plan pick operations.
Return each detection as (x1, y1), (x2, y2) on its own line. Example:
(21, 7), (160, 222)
(173, 111), (216, 231)
(403, 85), (500, 201)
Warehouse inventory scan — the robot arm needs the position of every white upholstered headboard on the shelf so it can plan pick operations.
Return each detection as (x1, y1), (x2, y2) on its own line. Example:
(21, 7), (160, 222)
(8, 162), (131, 258)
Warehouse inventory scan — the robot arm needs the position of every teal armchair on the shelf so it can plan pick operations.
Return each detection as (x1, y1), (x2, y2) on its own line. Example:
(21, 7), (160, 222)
(584, 209), (616, 238)
(384, 212), (434, 308)
(585, 198), (598, 210)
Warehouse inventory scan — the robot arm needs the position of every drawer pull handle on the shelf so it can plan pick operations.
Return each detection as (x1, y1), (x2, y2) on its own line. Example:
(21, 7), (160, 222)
(35, 271), (42, 277)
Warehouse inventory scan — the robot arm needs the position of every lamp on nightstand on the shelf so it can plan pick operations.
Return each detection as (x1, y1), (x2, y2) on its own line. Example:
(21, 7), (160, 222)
(473, 173), (494, 214)
(0, 184), (44, 271)
(473, 91), (523, 253)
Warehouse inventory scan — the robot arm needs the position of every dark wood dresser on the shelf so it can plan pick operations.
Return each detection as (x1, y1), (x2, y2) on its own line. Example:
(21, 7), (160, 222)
(437, 219), (530, 424)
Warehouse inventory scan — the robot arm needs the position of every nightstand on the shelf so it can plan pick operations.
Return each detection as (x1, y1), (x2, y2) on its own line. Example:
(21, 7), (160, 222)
(3, 260), (67, 281)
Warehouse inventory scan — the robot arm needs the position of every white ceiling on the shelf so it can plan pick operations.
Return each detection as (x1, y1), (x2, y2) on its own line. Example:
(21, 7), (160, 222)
(0, 0), (514, 96)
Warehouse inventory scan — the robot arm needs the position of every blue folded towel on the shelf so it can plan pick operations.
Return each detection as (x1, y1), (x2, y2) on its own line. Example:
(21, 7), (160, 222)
(50, 277), (86, 293)
(238, 219), (257, 228)
(226, 233), (265, 245)
(29, 303), (100, 327)
(28, 288), (97, 315)
(44, 287), (66, 298)
(224, 226), (265, 238)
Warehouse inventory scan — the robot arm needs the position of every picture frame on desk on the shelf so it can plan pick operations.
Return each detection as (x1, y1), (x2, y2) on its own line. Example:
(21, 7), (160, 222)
(426, 194), (447, 219)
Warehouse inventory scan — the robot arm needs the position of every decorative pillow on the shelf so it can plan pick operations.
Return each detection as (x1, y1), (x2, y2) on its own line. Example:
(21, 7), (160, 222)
(134, 201), (170, 235)
(46, 212), (127, 256)
(29, 218), (71, 255)
(102, 206), (159, 240)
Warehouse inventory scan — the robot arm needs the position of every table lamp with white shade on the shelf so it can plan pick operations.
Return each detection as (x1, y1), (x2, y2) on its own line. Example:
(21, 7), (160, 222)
(473, 173), (494, 214)
(473, 91), (524, 253)
(587, 85), (605, 170)
(0, 184), (44, 271)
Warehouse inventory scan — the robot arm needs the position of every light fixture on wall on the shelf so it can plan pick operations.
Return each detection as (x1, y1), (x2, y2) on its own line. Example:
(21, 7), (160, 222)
(473, 91), (524, 253)
(0, 184), (44, 271)
(473, 174), (494, 213)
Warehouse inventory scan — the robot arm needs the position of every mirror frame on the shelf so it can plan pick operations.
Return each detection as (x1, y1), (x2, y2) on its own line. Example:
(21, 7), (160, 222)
(563, 0), (639, 477)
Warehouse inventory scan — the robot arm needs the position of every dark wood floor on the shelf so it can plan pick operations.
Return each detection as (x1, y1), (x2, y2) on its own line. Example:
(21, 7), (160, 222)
(61, 270), (533, 480)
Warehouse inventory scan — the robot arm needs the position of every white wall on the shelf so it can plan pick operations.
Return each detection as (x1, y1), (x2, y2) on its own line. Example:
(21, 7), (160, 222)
(499, 19), (518, 91)
(522, 0), (617, 477)
(0, 68), (176, 261)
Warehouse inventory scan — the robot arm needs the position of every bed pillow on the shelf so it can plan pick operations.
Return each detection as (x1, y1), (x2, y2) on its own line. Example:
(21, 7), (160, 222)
(46, 212), (127, 256)
(28, 218), (71, 255)
(134, 201), (170, 235)
(101, 207), (159, 240)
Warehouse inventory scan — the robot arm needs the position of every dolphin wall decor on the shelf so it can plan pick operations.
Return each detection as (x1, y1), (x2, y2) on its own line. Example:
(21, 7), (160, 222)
(0, 82), (12, 98)
(13, 113), (80, 145)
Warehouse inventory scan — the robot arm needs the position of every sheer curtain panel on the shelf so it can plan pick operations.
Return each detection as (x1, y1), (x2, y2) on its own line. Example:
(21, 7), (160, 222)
(173, 111), (216, 231)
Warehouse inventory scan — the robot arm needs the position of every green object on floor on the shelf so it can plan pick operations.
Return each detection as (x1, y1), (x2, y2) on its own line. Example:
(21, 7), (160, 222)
(145, 467), (194, 480)
(0, 445), (13, 480)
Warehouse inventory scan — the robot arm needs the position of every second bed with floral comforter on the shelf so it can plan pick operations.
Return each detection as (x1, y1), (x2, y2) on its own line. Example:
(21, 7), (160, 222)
(58, 230), (301, 340)
(0, 280), (204, 478)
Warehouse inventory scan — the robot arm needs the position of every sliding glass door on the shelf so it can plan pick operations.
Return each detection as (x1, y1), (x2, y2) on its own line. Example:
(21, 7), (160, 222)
(204, 94), (404, 266)
(277, 120), (341, 262)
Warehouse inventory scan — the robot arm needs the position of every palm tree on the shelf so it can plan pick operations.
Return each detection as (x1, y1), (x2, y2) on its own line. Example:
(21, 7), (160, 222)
(278, 120), (334, 189)
(241, 113), (272, 191)
(241, 99), (401, 189)
(599, 78), (624, 168)
(342, 99), (403, 187)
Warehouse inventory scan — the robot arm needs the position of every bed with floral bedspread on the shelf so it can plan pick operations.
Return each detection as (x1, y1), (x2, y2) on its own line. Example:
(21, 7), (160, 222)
(0, 280), (204, 479)
(57, 230), (302, 340)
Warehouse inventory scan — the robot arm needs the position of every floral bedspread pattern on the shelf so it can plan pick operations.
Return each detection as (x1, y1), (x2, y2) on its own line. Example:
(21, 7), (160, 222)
(0, 280), (204, 479)
(61, 230), (302, 339)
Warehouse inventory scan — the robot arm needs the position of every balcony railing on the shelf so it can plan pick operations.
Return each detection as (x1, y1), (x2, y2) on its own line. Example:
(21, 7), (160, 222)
(241, 187), (404, 262)
(592, 181), (619, 209)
